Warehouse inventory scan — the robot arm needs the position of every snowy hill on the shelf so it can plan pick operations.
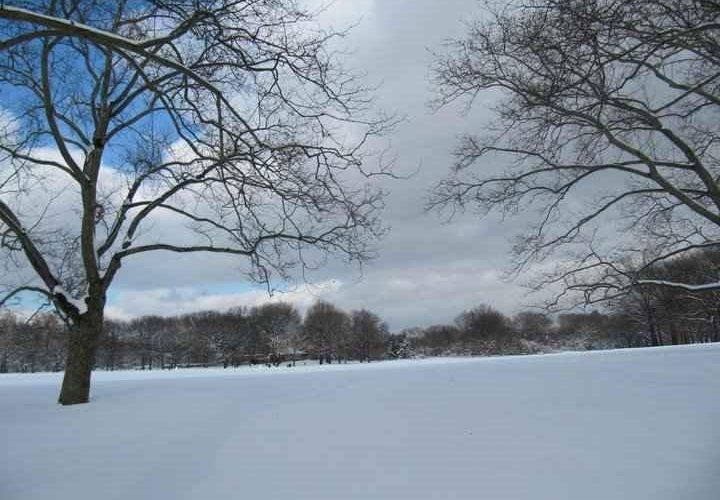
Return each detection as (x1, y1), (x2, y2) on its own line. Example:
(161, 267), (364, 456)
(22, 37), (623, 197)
(2, 344), (719, 500)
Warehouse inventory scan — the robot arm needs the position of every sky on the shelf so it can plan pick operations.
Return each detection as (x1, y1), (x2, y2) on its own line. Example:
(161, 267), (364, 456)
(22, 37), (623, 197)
(2, 0), (540, 330)
(110, 0), (531, 329)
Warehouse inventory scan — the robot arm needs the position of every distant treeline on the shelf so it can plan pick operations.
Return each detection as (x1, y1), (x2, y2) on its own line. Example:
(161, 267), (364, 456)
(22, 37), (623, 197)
(0, 302), (400, 373)
(405, 247), (720, 357)
(1, 249), (719, 373)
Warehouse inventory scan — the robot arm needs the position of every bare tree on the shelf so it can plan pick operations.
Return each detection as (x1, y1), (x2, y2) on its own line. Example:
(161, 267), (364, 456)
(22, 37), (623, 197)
(430, 0), (720, 306)
(302, 300), (350, 364)
(412, 324), (461, 356)
(249, 302), (301, 364)
(512, 311), (553, 342)
(455, 304), (514, 354)
(0, 1), (391, 404)
(611, 246), (720, 345)
(349, 308), (386, 362)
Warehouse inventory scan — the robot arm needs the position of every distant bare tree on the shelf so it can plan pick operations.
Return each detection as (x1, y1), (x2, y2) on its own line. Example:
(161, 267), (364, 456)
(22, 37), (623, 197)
(349, 308), (386, 362)
(99, 319), (128, 371)
(555, 311), (610, 350)
(201, 308), (247, 368)
(0, 310), (15, 372)
(302, 300), (350, 364)
(512, 311), (553, 342)
(249, 302), (301, 363)
(455, 304), (514, 354)
(411, 324), (460, 356)
(430, 0), (720, 306)
(610, 288), (663, 347)
(128, 315), (163, 370)
(0, 1), (390, 403)
(611, 247), (720, 345)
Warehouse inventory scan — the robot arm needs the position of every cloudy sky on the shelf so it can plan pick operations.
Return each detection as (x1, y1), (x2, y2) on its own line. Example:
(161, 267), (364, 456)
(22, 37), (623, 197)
(2, 0), (543, 329)
(97, 0), (534, 330)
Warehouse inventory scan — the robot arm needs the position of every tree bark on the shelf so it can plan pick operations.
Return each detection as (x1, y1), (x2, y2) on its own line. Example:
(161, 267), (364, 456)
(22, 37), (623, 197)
(669, 321), (679, 346)
(58, 313), (102, 405)
(647, 309), (661, 347)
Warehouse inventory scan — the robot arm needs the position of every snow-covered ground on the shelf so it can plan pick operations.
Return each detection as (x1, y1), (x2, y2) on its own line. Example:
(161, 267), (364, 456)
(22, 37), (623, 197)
(2, 345), (719, 500)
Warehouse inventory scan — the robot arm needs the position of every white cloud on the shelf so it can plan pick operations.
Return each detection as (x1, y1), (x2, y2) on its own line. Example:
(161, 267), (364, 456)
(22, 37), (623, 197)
(106, 280), (342, 320)
(104, 257), (531, 330)
(3, 0), (554, 332)
(325, 261), (527, 329)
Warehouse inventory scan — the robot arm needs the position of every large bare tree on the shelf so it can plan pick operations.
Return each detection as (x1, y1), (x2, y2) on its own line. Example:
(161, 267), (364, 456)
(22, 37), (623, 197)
(0, 0), (390, 404)
(430, 0), (720, 306)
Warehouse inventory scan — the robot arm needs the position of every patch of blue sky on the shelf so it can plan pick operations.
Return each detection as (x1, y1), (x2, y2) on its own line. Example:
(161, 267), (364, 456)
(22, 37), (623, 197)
(0, 35), (181, 172)
(106, 280), (260, 300)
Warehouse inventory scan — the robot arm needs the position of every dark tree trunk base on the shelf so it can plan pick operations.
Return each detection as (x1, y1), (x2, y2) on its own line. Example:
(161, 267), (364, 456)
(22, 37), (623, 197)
(58, 316), (101, 405)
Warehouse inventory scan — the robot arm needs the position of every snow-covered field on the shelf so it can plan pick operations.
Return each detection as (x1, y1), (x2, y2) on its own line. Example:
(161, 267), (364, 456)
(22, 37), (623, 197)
(2, 345), (719, 500)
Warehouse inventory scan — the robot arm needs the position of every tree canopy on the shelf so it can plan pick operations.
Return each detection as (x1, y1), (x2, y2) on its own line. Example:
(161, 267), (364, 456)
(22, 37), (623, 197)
(431, 0), (720, 306)
(0, 0), (391, 403)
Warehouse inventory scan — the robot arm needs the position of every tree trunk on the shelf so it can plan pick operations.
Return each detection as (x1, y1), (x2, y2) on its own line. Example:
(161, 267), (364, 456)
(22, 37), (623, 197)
(647, 312), (660, 347)
(669, 321), (679, 346)
(58, 314), (102, 405)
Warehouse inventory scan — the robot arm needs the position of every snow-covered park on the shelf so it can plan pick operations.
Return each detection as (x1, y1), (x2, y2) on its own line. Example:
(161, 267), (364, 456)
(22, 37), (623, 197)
(2, 344), (719, 500)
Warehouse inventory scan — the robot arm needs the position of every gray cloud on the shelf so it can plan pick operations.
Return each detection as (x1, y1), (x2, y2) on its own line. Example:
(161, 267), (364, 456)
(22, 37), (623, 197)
(104, 0), (535, 329)
(5, 0), (542, 330)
